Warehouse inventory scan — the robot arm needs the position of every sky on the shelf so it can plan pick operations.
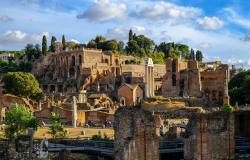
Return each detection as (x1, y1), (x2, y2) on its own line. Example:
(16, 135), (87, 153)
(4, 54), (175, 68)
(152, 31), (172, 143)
(0, 0), (250, 67)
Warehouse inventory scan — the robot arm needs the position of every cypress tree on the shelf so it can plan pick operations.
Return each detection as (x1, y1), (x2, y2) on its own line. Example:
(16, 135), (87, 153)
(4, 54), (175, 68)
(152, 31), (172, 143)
(62, 34), (66, 50)
(50, 36), (57, 52)
(190, 48), (195, 60)
(129, 29), (133, 41)
(42, 35), (47, 55)
(196, 50), (203, 62)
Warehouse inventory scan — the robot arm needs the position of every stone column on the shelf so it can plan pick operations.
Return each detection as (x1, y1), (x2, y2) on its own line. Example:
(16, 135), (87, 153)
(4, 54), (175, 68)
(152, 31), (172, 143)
(72, 96), (77, 128)
(145, 58), (154, 98)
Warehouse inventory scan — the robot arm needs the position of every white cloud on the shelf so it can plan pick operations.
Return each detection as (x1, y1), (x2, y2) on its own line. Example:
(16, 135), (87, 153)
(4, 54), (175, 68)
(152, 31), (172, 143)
(224, 8), (250, 29)
(0, 30), (49, 45)
(131, 1), (201, 21)
(199, 42), (211, 49)
(106, 26), (149, 41)
(70, 39), (80, 44)
(77, 0), (126, 22)
(0, 30), (27, 44)
(0, 15), (13, 23)
(197, 16), (224, 30)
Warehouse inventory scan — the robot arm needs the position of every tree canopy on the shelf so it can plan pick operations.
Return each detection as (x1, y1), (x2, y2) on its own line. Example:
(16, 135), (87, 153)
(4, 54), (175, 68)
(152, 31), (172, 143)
(5, 103), (39, 139)
(2, 72), (42, 100)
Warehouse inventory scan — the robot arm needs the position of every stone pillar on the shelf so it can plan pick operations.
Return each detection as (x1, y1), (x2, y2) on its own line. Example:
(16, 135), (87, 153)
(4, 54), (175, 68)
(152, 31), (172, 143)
(72, 96), (78, 128)
(223, 69), (230, 105)
(78, 90), (87, 103)
(145, 58), (154, 98)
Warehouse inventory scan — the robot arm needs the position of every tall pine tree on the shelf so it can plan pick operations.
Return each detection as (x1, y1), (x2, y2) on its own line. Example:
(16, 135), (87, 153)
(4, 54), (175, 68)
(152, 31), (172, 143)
(190, 48), (195, 60)
(42, 35), (47, 55)
(196, 50), (203, 62)
(129, 29), (133, 41)
(50, 36), (57, 52)
(62, 34), (66, 50)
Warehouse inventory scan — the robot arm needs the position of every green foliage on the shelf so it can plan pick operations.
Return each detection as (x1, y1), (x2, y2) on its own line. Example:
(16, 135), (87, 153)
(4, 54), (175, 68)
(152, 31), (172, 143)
(25, 43), (42, 61)
(221, 104), (234, 112)
(5, 103), (39, 139)
(229, 71), (250, 105)
(148, 51), (165, 64)
(103, 40), (118, 51)
(42, 35), (48, 55)
(90, 131), (112, 142)
(0, 50), (25, 56)
(62, 35), (66, 50)
(50, 36), (57, 52)
(157, 42), (190, 59)
(48, 113), (66, 139)
(87, 40), (97, 49)
(196, 50), (203, 61)
(190, 48), (195, 60)
(65, 41), (80, 49)
(126, 33), (154, 56)
(2, 72), (42, 100)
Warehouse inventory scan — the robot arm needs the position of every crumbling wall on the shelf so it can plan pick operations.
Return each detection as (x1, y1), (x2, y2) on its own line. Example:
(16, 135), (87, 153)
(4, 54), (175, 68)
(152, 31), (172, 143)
(114, 107), (159, 160)
(184, 112), (234, 160)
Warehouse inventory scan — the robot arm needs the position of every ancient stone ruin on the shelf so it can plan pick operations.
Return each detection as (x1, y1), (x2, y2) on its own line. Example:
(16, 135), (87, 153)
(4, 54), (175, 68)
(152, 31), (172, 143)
(184, 112), (234, 160)
(114, 107), (159, 160)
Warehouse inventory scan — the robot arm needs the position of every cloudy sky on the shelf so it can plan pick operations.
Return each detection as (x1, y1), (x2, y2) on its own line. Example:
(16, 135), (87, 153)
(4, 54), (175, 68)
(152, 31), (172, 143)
(0, 0), (250, 67)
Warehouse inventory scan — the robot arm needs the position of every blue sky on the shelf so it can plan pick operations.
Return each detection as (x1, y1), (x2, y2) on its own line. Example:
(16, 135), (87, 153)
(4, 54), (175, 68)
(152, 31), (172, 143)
(0, 0), (250, 67)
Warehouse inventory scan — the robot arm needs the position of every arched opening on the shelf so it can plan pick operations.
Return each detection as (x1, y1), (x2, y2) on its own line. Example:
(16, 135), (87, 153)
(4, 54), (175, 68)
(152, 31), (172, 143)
(115, 59), (119, 65)
(79, 55), (82, 64)
(120, 97), (126, 106)
(105, 59), (109, 64)
(172, 74), (176, 86)
(69, 67), (75, 77)
(172, 60), (177, 72)
(50, 85), (56, 92)
(71, 56), (76, 66)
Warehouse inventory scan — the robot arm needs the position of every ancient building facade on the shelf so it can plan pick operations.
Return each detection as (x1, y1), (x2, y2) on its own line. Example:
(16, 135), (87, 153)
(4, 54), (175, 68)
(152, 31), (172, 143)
(162, 59), (230, 106)
(114, 107), (159, 160)
(184, 112), (234, 160)
(33, 48), (166, 100)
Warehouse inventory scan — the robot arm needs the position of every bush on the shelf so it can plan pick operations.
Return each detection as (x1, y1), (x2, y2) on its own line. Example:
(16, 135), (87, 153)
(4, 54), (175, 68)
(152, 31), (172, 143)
(221, 104), (234, 112)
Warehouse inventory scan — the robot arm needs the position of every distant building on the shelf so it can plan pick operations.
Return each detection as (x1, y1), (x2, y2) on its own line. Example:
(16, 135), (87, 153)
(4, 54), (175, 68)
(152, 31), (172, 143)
(0, 53), (14, 62)
(117, 83), (143, 106)
(162, 58), (230, 106)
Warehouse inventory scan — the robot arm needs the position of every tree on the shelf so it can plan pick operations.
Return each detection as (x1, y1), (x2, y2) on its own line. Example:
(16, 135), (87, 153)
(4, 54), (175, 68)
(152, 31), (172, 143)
(129, 29), (133, 41)
(48, 113), (66, 139)
(25, 44), (35, 61)
(190, 48), (195, 60)
(5, 103), (39, 139)
(50, 36), (57, 52)
(103, 40), (118, 51)
(34, 44), (42, 59)
(62, 34), (66, 50)
(2, 72), (42, 100)
(87, 40), (97, 49)
(229, 70), (250, 105)
(196, 50), (203, 61)
(42, 35), (47, 55)
(95, 35), (106, 49)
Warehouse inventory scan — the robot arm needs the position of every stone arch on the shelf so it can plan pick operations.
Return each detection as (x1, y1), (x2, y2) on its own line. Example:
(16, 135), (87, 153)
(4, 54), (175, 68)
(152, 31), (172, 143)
(105, 58), (109, 64)
(69, 67), (75, 77)
(79, 55), (82, 64)
(50, 85), (56, 92)
(172, 60), (177, 72)
(120, 97), (126, 106)
(172, 74), (176, 86)
(71, 55), (76, 66)
(115, 59), (119, 65)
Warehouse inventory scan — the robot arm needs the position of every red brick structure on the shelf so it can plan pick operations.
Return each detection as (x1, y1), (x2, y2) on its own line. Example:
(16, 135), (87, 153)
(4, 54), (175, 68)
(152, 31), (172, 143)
(184, 112), (234, 160)
(114, 107), (159, 160)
